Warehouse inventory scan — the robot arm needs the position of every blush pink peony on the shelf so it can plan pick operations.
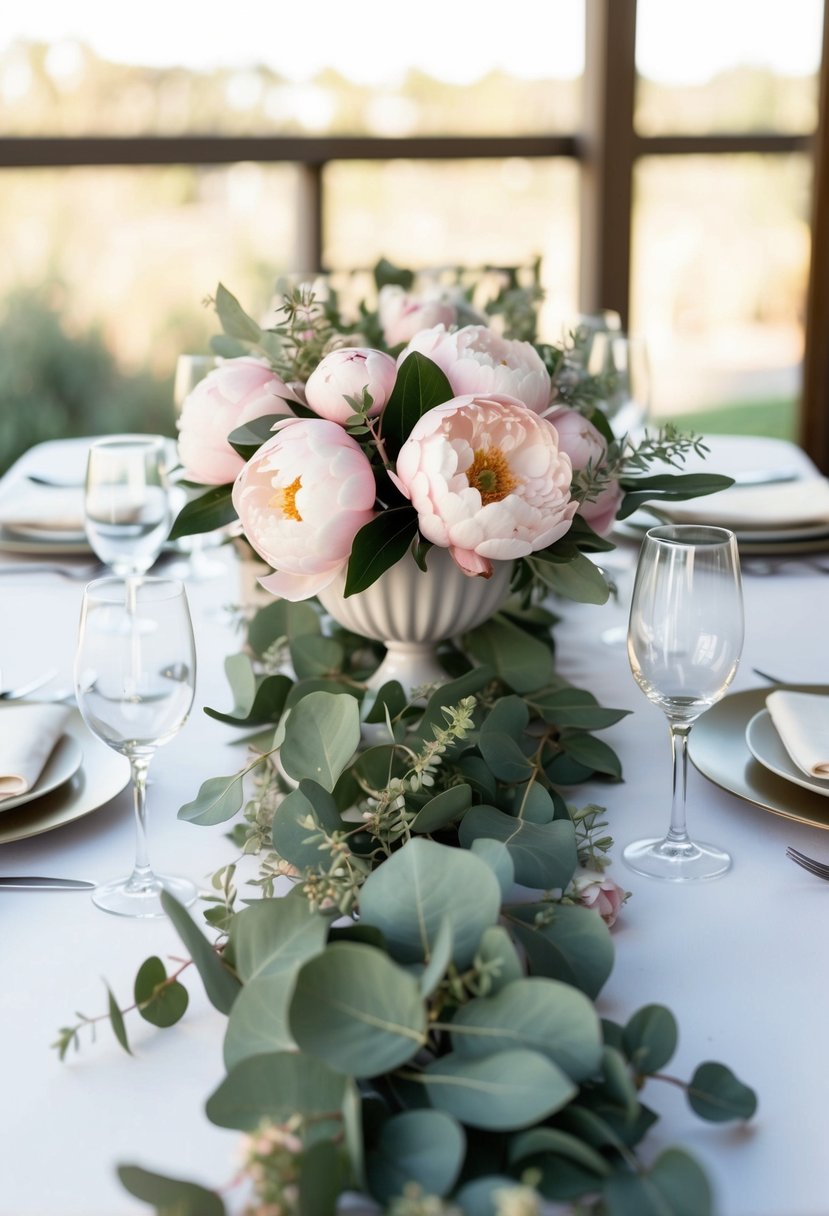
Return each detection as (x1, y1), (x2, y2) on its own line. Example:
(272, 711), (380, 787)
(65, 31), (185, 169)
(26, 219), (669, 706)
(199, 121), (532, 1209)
(378, 285), (458, 348)
(548, 407), (623, 536)
(570, 869), (628, 927)
(304, 347), (397, 425)
(231, 418), (376, 601)
(399, 324), (552, 415)
(395, 393), (577, 578)
(177, 357), (300, 485)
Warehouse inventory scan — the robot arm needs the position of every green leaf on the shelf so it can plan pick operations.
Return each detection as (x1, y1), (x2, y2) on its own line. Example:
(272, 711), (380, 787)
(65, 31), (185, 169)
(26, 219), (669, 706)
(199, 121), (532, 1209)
(271, 784), (341, 869)
(343, 508), (419, 597)
(298, 1138), (346, 1216)
(459, 806), (578, 890)
(507, 903), (614, 999)
(602, 1148), (713, 1216)
(453, 1176), (523, 1216)
(247, 598), (321, 655)
(227, 413), (287, 459)
(475, 925), (523, 995)
(623, 1004), (678, 1074)
(382, 351), (454, 453)
(280, 691), (362, 790)
(559, 731), (623, 779)
(106, 984), (131, 1055)
(230, 895), (329, 982)
(178, 773), (245, 826)
(480, 694), (531, 740)
(417, 916), (454, 998)
(366, 1110), (466, 1204)
(687, 1062), (758, 1122)
(374, 257), (415, 290)
(215, 282), (263, 343)
(417, 1048), (576, 1130)
(118, 1165), (226, 1216)
(206, 1050), (347, 1130)
(449, 976), (602, 1083)
(507, 781), (558, 824)
(463, 615), (554, 693)
(409, 783), (472, 833)
(362, 680), (407, 724)
(617, 472), (734, 521)
(477, 731), (535, 782)
(289, 942), (427, 1075)
(168, 484), (237, 540)
(160, 891), (240, 1015)
(134, 956), (189, 1029)
(532, 687), (631, 730)
(600, 1045), (639, 1118)
(470, 838), (515, 896)
(529, 547), (611, 604)
(509, 1127), (611, 1177)
(289, 634), (345, 679)
(205, 672), (293, 728)
(358, 838), (502, 969)
(222, 971), (298, 1068)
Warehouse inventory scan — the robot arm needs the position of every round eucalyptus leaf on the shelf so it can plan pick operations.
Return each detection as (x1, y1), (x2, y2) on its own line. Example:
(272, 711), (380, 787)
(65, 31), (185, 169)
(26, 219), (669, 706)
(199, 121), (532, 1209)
(475, 926), (523, 995)
(600, 1045), (638, 1117)
(602, 1147), (713, 1216)
(206, 1051), (346, 1130)
(118, 1166), (226, 1216)
(480, 694), (530, 740)
(477, 730), (535, 782)
(507, 902), (614, 998)
(271, 786), (337, 869)
(418, 915), (454, 998)
(453, 1175), (522, 1216)
(134, 956), (189, 1029)
(420, 1048), (576, 1130)
(507, 781), (558, 824)
(290, 942), (427, 1076)
(409, 783), (472, 834)
(449, 976), (602, 1083)
(687, 1062), (758, 1122)
(289, 634), (345, 680)
(366, 1110), (465, 1204)
(623, 1004), (678, 1074)
(229, 894), (329, 982)
(222, 972), (297, 1069)
(459, 805), (577, 890)
(469, 838), (514, 895)
(298, 1138), (347, 1216)
(280, 690), (362, 791)
(359, 838), (501, 968)
(508, 1127), (611, 1177)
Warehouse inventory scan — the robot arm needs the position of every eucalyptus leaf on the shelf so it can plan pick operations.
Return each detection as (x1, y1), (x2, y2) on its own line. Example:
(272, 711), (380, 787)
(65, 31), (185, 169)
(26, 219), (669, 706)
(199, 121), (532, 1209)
(449, 976), (602, 1083)
(475, 925), (523, 995)
(382, 351), (454, 454)
(531, 687), (631, 730)
(290, 942), (428, 1075)
(344, 508), (419, 597)
(230, 895), (329, 982)
(222, 972), (297, 1068)
(272, 785), (339, 869)
(506, 903), (614, 999)
(366, 1109), (466, 1203)
(463, 616), (554, 693)
(134, 956), (189, 1029)
(168, 484), (237, 541)
(508, 1127), (611, 1177)
(160, 891), (240, 1015)
(600, 1045), (639, 1118)
(206, 1050), (347, 1130)
(623, 1004), (678, 1074)
(359, 838), (501, 968)
(289, 634), (345, 679)
(601, 1148), (713, 1216)
(617, 472), (734, 520)
(205, 672), (293, 728)
(529, 548), (611, 604)
(417, 1048), (576, 1130)
(470, 838), (515, 895)
(453, 1176), (524, 1216)
(687, 1062), (758, 1122)
(477, 731), (535, 782)
(280, 690), (362, 790)
(298, 1138), (346, 1216)
(106, 984), (130, 1055)
(558, 731), (623, 779)
(409, 783), (472, 833)
(215, 281), (263, 343)
(362, 680), (407, 725)
(178, 773), (245, 826)
(480, 694), (530, 740)
(247, 598), (321, 655)
(459, 806), (578, 890)
(507, 781), (558, 824)
(118, 1165), (226, 1216)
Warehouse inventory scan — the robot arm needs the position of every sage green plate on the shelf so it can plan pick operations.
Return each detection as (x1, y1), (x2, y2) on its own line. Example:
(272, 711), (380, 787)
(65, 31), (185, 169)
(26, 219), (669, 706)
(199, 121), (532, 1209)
(689, 684), (829, 831)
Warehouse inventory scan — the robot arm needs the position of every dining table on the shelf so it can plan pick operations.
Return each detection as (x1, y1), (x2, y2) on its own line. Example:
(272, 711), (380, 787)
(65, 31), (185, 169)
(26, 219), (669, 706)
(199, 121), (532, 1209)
(1, 433), (828, 1216)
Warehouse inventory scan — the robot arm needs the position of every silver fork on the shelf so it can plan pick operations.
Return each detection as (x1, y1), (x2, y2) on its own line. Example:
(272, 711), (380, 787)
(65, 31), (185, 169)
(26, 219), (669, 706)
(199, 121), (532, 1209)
(786, 846), (829, 880)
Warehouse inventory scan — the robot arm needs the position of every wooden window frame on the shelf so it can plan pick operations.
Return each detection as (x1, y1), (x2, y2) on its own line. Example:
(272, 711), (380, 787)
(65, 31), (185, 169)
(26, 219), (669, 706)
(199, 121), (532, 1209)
(1, 0), (825, 464)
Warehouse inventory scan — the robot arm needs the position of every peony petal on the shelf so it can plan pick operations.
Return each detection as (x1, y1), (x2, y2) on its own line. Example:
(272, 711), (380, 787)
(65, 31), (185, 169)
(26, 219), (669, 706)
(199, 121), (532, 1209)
(449, 546), (493, 578)
(258, 564), (342, 602)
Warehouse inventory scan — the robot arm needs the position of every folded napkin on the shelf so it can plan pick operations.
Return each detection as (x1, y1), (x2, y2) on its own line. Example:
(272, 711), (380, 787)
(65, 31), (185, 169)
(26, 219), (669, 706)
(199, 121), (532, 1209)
(0, 485), (85, 533)
(766, 691), (829, 779)
(0, 703), (72, 801)
(656, 477), (829, 531)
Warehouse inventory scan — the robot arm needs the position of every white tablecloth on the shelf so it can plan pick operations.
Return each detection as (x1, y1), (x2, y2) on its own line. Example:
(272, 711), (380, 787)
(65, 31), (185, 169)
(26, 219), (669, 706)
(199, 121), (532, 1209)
(1, 436), (828, 1216)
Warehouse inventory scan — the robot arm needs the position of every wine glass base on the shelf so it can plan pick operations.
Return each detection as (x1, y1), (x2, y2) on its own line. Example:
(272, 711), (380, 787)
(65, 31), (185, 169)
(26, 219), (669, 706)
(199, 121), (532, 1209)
(92, 872), (198, 918)
(622, 836), (731, 882)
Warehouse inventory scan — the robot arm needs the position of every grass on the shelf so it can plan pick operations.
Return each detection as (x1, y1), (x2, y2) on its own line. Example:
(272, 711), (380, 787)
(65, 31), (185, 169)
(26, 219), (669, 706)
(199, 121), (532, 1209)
(652, 396), (798, 442)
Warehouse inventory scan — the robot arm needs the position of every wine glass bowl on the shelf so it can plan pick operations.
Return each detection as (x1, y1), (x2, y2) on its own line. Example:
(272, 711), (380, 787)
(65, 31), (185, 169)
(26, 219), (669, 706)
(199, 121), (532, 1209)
(74, 576), (197, 917)
(624, 524), (744, 881)
(84, 435), (172, 579)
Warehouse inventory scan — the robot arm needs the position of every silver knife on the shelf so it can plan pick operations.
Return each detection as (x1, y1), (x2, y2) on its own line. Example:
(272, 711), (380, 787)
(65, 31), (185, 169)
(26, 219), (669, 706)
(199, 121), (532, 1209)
(0, 876), (95, 890)
(731, 468), (802, 486)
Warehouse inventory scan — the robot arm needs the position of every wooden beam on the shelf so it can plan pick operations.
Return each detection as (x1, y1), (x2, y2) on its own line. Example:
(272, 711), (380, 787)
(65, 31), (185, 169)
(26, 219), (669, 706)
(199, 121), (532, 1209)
(801, 1), (829, 471)
(579, 0), (638, 327)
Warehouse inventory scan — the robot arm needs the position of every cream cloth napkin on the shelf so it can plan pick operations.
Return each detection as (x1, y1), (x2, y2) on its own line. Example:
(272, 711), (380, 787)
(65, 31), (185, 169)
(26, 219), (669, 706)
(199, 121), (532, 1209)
(0, 703), (72, 801)
(656, 478), (829, 531)
(766, 691), (829, 779)
(0, 485), (85, 533)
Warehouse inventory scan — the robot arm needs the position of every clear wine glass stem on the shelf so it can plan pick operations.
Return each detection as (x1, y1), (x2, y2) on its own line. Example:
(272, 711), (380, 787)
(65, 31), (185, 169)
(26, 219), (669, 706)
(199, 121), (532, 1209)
(127, 754), (153, 889)
(667, 722), (692, 846)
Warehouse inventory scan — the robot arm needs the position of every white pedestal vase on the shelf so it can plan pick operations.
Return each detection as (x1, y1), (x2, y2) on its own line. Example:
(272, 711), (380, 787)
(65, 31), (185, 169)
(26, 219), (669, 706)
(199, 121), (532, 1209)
(317, 547), (514, 695)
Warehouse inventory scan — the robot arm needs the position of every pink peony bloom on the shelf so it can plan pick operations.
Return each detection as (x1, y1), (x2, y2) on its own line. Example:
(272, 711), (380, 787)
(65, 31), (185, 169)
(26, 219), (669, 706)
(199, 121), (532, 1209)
(378, 285), (458, 348)
(232, 418), (376, 601)
(304, 347), (397, 425)
(548, 407), (623, 536)
(395, 393), (577, 578)
(177, 357), (299, 485)
(400, 324), (552, 415)
(570, 869), (628, 928)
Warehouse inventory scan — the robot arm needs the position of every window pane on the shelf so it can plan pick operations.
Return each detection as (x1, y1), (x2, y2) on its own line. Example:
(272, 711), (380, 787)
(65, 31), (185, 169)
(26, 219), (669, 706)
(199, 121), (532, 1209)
(632, 154), (811, 438)
(635, 0), (822, 134)
(323, 159), (579, 323)
(2, 1), (584, 136)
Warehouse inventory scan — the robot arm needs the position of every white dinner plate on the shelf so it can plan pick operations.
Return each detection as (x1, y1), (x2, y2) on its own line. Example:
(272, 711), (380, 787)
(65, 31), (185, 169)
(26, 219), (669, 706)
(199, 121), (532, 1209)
(745, 708), (829, 799)
(0, 709), (130, 844)
(615, 508), (829, 546)
(0, 731), (83, 813)
(0, 525), (92, 556)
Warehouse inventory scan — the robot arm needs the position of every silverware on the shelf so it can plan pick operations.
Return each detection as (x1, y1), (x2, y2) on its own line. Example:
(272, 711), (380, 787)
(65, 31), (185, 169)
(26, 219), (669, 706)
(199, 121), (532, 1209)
(0, 876), (95, 890)
(25, 474), (85, 488)
(0, 669), (59, 700)
(0, 562), (101, 581)
(786, 846), (829, 880)
(731, 468), (802, 487)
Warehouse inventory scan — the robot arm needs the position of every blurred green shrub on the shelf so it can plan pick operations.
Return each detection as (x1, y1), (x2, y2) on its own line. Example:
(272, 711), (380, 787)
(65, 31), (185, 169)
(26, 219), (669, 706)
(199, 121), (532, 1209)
(0, 286), (174, 474)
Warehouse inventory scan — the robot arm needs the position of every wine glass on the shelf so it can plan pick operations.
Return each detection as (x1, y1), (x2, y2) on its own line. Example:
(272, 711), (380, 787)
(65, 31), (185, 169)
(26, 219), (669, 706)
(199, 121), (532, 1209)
(624, 524), (744, 881)
(171, 356), (227, 581)
(74, 576), (197, 917)
(84, 435), (172, 579)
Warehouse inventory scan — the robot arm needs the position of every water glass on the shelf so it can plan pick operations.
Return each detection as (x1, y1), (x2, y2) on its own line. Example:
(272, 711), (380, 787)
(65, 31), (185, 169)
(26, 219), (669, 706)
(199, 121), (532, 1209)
(84, 435), (171, 578)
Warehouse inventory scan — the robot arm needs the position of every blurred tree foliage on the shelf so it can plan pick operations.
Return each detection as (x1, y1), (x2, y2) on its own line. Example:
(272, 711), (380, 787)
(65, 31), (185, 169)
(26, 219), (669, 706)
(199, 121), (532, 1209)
(0, 285), (174, 474)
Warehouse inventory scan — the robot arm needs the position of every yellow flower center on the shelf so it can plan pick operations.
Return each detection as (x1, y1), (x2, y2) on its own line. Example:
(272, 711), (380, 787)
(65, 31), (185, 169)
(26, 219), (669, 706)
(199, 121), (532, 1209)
(269, 475), (303, 522)
(467, 446), (518, 505)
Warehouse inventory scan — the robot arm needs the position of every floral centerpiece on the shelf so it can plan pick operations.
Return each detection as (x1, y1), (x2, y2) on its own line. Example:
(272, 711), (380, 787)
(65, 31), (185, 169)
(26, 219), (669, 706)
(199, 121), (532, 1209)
(57, 264), (755, 1216)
